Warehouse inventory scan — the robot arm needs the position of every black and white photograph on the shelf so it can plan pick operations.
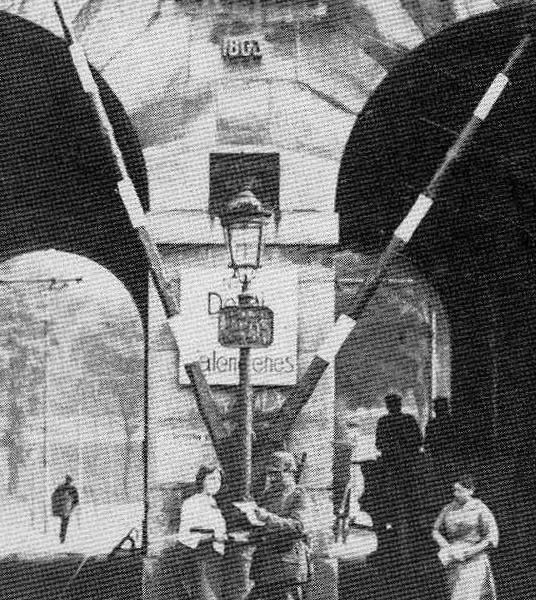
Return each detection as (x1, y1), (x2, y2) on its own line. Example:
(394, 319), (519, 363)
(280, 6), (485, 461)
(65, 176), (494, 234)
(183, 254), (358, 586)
(0, 1), (534, 599)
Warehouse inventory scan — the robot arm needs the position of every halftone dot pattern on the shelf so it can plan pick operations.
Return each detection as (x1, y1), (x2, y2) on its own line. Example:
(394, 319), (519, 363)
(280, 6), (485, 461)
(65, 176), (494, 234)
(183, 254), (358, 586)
(0, 2), (535, 600)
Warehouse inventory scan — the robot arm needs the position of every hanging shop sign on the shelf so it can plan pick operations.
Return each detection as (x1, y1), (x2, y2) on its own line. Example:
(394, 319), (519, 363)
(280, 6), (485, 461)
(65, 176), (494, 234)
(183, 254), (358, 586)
(218, 301), (274, 348)
(177, 267), (297, 385)
(222, 37), (262, 62)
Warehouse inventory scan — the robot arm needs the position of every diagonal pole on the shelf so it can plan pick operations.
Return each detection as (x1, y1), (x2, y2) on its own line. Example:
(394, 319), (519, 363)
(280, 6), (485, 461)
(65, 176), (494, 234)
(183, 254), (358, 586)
(268, 28), (532, 443)
(184, 362), (230, 445)
(52, 1), (182, 554)
(52, 1), (180, 320)
(178, 27), (533, 468)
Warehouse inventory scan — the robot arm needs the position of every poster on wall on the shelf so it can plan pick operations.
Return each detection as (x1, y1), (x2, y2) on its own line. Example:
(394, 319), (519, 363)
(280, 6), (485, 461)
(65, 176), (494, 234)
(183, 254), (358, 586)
(177, 267), (298, 385)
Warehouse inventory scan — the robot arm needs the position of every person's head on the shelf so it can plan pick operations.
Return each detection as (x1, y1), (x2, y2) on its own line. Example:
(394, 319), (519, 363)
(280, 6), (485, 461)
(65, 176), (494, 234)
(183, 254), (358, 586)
(433, 396), (450, 418)
(195, 464), (222, 497)
(452, 474), (475, 504)
(385, 393), (402, 414)
(265, 451), (297, 488)
(65, 474), (73, 484)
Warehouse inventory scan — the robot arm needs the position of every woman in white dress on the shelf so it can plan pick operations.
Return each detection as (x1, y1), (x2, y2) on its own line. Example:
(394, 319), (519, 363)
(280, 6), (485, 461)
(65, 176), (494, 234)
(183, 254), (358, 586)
(432, 474), (499, 600)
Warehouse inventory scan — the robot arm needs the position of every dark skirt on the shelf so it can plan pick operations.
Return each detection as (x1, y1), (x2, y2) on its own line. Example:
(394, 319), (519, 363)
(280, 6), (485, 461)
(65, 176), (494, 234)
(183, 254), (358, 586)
(157, 543), (223, 600)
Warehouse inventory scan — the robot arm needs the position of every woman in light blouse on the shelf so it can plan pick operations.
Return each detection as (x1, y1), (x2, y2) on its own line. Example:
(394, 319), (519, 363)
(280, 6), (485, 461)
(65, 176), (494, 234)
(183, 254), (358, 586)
(432, 474), (499, 600)
(176, 464), (227, 600)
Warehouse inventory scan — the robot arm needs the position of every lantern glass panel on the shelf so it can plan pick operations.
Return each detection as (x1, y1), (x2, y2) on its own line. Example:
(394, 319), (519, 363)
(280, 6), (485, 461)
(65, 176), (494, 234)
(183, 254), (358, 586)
(227, 221), (264, 281)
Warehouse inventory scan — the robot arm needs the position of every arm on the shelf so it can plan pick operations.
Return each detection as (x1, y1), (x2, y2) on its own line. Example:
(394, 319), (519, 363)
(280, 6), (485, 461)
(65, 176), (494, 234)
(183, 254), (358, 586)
(176, 497), (214, 549)
(375, 419), (387, 453)
(432, 507), (450, 549)
(464, 504), (499, 559)
(256, 489), (312, 539)
(408, 416), (423, 450)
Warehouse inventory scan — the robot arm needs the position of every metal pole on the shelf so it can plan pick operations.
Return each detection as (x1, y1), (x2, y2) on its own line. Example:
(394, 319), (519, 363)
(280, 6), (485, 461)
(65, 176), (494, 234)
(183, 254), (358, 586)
(238, 345), (252, 500)
(431, 309), (438, 401)
(141, 319), (150, 554)
(42, 316), (50, 535)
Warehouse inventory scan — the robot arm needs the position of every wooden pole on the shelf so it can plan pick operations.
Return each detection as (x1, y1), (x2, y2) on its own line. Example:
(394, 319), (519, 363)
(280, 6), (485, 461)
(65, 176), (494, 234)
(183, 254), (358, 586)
(268, 30), (532, 442)
(238, 346), (253, 499)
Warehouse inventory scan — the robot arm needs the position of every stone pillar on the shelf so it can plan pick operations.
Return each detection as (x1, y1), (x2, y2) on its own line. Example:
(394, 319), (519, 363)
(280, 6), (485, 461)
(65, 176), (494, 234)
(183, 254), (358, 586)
(289, 258), (338, 600)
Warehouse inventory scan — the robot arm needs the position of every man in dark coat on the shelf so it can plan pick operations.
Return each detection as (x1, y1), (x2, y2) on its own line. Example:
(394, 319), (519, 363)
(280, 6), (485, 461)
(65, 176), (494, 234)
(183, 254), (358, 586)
(51, 474), (79, 544)
(376, 393), (422, 462)
(248, 451), (313, 600)
(375, 394), (423, 558)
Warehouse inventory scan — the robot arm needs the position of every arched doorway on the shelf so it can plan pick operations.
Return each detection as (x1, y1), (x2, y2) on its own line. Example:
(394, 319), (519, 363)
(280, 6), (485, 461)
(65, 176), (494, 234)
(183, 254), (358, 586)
(0, 250), (144, 555)
(335, 6), (536, 598)
(0, 11), (150, 563)
(334, 251), (450, 454)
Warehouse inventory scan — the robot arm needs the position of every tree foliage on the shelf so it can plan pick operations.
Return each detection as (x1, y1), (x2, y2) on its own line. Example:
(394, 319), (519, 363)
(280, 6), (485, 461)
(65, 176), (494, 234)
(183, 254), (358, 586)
(0, 254), (144, 498)
(336, 280), (433, 416)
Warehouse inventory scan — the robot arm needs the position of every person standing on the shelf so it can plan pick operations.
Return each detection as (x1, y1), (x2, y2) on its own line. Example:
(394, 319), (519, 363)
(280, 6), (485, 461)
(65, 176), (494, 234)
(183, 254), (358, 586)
(175, 465), (227, 600)
(51, 474), (79, 544)
(432, 474), (499, 600)
(424, 396), (457, 463)
(247, 451), (313, 600)
(424, 396), (459, 508)
(375, 393), (423, 557)
(376, 393), (423, 462)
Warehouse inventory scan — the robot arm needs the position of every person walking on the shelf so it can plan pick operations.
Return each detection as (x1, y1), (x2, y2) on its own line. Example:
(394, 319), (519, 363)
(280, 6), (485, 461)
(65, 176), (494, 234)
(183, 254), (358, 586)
(247, 451), (313, 600)
(432, 474), (499, 600)
(51, 474), (79, 544)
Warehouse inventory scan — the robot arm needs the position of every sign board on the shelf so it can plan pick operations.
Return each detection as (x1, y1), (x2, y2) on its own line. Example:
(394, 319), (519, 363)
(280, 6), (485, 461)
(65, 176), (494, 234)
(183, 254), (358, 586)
(177, 267), (298, 385)
(218, 303), (274, 348)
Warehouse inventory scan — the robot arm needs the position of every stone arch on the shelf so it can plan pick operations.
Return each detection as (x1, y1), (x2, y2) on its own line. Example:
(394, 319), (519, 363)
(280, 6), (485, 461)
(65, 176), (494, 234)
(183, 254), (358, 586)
(0, 11), (151, 555)
(336, 5), (536, 458)
(0, 249), (145, 551)
(336, 7), (536, 596)
(0, 11), (149, 320)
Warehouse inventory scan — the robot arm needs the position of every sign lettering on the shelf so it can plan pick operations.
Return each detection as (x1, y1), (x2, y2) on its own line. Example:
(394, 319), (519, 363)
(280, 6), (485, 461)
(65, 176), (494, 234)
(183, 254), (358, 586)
(177, 268), (297, 385)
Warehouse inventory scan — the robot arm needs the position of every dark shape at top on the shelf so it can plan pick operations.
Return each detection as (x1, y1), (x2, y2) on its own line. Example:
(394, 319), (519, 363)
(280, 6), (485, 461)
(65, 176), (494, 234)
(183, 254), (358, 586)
(0, 12), (149, 320)
(335, 6), (536, 458)
(209, 153), (280, 217)
(336, 6), (536, 259)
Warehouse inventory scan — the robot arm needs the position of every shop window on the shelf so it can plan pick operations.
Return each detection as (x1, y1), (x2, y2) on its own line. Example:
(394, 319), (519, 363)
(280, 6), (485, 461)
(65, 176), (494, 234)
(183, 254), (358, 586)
(209, 152), (280, 216)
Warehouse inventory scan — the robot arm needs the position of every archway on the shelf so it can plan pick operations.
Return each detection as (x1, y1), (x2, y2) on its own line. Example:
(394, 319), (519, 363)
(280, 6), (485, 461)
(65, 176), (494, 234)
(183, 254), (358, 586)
(334, 251), (450, 452)
(0, 10), (150, 559)
(336, 6), (536, 598)
(0, 250), (144, 555)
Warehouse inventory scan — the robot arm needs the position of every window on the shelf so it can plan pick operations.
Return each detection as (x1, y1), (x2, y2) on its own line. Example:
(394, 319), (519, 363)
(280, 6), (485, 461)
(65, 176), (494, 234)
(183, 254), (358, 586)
(209, 152), (280, 216)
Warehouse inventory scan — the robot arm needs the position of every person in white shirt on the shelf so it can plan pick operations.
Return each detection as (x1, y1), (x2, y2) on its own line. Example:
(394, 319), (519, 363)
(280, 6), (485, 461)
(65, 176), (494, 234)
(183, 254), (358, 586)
(176, 464), (227, 600)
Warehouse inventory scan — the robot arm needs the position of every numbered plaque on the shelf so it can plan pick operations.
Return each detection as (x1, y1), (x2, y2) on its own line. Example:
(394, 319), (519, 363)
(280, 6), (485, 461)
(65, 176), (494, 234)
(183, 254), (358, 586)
(222, 37), (262, 62)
